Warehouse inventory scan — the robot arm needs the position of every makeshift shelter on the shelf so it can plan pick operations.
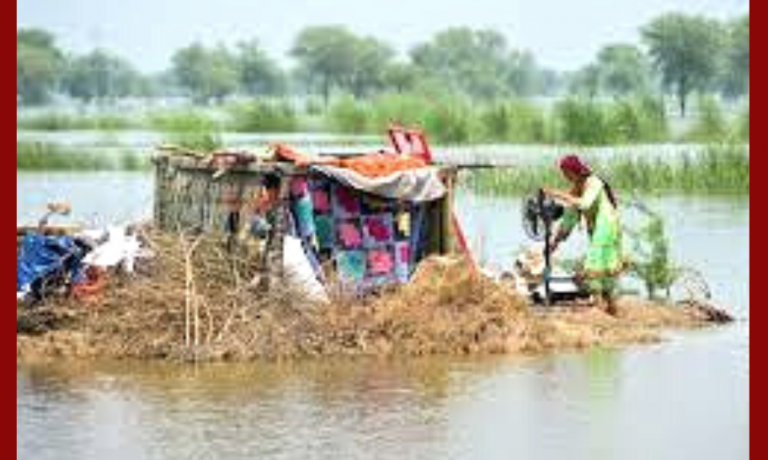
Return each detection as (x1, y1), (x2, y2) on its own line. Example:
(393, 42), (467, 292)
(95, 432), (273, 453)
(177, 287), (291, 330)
(152, 127), (460, 295)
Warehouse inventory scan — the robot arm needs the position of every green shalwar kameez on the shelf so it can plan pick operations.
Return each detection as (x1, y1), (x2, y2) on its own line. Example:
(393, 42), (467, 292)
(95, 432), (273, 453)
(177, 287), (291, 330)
(559, 175), (623, 294)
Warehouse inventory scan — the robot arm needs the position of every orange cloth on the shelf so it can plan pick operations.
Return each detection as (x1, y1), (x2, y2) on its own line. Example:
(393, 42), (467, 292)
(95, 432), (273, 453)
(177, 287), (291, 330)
(272, 144), (427, 178)
(339, 154), (426, 178)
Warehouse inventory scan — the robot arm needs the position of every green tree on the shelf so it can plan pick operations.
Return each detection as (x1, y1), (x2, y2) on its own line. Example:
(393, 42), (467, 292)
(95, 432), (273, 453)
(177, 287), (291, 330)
(383, 62), (418, 93)
(719, 15), (749, 99)
(17, 28), (64, 105)
(597, 44), (651, 97)
(569, 64), (601, 100)
(235, 40), (285, 96)
(290, 26), (359, 102)
(410, 27), (514, 100)
(62, 50), (143, 102)
(171, 43), (239, 104)
(507, 50), (543, 97)
(642, 13), (725, 117)
(347, 37), (395, 97)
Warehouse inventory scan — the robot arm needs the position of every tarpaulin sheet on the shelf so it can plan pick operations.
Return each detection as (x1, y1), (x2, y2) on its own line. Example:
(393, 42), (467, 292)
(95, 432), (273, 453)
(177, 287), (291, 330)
(310, 164), (446, 202)
(17, 234), (85, 292)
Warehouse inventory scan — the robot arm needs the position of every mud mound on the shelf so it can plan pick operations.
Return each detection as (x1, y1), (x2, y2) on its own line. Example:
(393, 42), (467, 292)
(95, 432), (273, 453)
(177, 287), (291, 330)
(16, 231), (731, 363)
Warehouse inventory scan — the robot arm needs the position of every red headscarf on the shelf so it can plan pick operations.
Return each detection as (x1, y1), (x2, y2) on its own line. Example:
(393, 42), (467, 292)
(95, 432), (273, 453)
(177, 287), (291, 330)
(558, 154), (619, 208)
(559, 154), (592, 178)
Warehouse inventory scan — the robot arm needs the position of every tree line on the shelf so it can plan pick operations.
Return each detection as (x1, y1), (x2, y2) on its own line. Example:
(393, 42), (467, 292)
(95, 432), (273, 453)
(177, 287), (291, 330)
(18, 12), (748, 117)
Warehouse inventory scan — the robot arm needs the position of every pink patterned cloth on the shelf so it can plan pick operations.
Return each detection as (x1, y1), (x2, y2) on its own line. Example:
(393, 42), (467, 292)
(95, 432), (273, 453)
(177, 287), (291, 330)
(397, 243), (410, 263)
(312, 189), (330, 212)
(338, 222), (362, 248)
(368, 249), (394, 275)
(366, 217), (391, 241)
(291, 178), (309, 196)
(336, 186), (360, 215)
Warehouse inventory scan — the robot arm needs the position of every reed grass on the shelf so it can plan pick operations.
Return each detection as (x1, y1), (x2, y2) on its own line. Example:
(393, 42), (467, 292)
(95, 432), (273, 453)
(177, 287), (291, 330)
(17, 112), (138, 131)
(465, 143), (749, 195)
(18, 96), (747, 147)
(148, 110), (224, 152)
(16, 142), (149, 171)
(226, 100), (299, 133)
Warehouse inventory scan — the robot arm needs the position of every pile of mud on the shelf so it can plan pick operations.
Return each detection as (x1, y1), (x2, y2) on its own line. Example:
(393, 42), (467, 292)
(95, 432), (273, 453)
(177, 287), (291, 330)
(17, 231), (732, 363)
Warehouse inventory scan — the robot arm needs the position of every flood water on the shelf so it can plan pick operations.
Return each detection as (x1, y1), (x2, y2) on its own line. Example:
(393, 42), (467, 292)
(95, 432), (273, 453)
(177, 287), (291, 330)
(17, 172), (749, 460)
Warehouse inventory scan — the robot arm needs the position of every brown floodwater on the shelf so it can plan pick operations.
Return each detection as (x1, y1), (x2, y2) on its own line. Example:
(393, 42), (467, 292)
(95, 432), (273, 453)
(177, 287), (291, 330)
(17, 174), (748, 459)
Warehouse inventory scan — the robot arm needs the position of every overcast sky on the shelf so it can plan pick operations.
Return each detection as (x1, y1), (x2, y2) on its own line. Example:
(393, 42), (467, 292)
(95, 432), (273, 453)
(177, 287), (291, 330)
(18, 0), (748, 73)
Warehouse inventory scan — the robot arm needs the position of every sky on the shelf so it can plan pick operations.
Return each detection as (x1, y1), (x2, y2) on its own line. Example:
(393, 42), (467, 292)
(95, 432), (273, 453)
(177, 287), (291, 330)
(17, 0), (748, 73)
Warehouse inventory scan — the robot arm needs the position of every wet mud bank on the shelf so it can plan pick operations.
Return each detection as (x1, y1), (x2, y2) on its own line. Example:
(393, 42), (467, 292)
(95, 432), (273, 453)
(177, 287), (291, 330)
(17, 237), (733, 364)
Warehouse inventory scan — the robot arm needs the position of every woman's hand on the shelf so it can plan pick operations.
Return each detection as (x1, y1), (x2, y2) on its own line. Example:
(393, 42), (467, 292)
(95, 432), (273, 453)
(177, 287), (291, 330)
(548, 234), (560, 253)
(541, 187), (557, 197)
(544, 188), (579, 207)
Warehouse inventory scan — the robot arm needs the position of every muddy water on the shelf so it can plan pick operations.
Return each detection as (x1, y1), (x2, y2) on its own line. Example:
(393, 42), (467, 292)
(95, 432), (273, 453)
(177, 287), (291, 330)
(17, 173), (748, 460)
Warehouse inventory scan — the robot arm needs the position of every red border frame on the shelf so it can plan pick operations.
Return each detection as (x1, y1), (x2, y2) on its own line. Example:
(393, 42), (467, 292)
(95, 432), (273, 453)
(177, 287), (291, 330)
(749, 1), (760, 456)
(8, 1), (20, 456)
(10, 3), (757, 459)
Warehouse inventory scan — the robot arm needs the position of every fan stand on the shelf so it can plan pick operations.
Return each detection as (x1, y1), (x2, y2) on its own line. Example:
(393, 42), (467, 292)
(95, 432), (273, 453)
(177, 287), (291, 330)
(538, 189), (552, 306)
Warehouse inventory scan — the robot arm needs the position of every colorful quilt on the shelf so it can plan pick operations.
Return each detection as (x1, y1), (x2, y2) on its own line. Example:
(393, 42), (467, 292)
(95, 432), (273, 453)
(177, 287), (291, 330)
(289, 174), (426, 294)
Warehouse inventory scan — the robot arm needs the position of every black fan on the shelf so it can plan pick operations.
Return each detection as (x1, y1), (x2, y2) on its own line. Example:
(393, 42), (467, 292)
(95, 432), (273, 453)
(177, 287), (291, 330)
(521, 190), (565, 241)
(520, 189), (567, 305)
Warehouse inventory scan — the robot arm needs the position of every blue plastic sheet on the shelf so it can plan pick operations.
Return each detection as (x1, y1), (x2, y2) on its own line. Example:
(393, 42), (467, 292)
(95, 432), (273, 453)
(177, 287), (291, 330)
(17, 234), (87, 294)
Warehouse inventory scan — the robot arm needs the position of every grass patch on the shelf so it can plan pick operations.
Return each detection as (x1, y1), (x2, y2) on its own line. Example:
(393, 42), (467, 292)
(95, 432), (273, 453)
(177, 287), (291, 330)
(327, 95), (372, 134)
(17, 112), (138, 131)
(226, 100), (299, 133)
(465, 143), (749, 196)
(148, 110), (223, 152)
(17, 142), (149, 171)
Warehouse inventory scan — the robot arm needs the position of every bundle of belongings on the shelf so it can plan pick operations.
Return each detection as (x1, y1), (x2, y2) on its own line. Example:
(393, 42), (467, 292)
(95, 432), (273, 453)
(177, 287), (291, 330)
(17, 206), (152, 305)
(493, 243), (588, 305)
(260, 143), (448, 298)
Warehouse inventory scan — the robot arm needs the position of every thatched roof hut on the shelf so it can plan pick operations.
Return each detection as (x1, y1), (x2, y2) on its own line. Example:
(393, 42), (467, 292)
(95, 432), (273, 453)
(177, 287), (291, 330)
(152, 141), (460, 295)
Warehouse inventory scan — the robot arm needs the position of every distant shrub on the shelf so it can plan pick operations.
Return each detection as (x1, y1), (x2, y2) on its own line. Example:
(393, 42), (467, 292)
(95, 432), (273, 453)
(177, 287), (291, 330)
(227, 100), (298, 132)
(479, 100), (549, 143)
(326, 95), (371, 134)
(423, 96), (476, 144)
(148, 110), (223, 152)
(17, 112), (136, 131)
(554, 98), (609, 145)
(735, 103), (749, 142)
(686, 95), (728, 142)
(369, 93), (431, 130)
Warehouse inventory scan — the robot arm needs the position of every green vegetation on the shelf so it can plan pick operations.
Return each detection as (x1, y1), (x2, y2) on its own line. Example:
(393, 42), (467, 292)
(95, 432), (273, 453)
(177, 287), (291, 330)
(17, 12), (748, 108)
(685, 95), (728, 142)
(326, 94), (673, 145)
(17, 142), (149, 171)
(17, 112), (138, 131)
(145, 110), (223, 151)
(479, 100), (550, 143)
(63, 50), (147, 102)
(17, 29), (64, 105)
(642, 14), (728, 117)
(327, 95), (371, 134)
(737, 104), (750, 141)
(16, 94), (748, 146)
(553, 96), (669, 145)
(465, 143), (749, 196)
(227, 100), (298, 132)
(626, 211), (678, 299)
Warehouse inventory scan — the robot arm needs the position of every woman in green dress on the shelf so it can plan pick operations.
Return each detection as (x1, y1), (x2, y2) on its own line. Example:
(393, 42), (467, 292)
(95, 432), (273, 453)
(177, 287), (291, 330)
(543, 155), (624, 315)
